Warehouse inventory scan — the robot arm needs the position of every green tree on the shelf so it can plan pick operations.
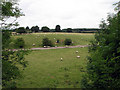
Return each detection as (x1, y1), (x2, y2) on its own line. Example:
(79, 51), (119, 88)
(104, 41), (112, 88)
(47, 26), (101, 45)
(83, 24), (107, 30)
(55, 25), (61, 32)
(42, 38), (54, 47)
(14, 38), (25, 48)
(26, 26), (31, 33)
(31, 26), (39, 32)
(1, 0), (28, 88)
(81, 2), (120, 88)
(2, 30), (11, 49)
(16, 27), (26, 34)
(41, 26), (50, 32)
(0, 1), (24, 29)
(26, 26), (29, 30)
(66, 28), (72, 32)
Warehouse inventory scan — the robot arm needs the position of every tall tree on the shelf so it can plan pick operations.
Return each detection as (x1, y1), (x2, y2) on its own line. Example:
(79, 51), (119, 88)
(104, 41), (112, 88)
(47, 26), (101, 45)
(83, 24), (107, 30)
(31, 26), (39, 32)
(81, 2), (120, 88)
(1, 0), (28, 88)
(41, 26), (50, 32)
(16, 27), (26, 34)
(55, 25), (61, 32)
(0, 0), (24, 29)
(26, 26), (29, 30)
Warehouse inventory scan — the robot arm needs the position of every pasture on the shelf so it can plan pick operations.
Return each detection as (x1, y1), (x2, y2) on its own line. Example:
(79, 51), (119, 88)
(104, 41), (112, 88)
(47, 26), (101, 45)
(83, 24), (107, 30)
(11, 33), (94, 49)
(16, 47), (88, 88)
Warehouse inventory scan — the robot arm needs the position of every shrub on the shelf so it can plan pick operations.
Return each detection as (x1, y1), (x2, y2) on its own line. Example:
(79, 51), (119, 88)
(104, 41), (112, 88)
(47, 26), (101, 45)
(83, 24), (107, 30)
(56, 39), (60, 43)
(42, 38), (54, 47)
(64, 39), (72, 45)
(81, 3), (120, 88)
(14, 38), (25, 48)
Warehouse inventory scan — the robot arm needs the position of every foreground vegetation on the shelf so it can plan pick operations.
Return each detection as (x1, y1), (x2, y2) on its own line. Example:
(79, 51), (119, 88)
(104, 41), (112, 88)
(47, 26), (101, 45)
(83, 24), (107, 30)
(17, 47), (88, 88)
(81, 3), (120, 88)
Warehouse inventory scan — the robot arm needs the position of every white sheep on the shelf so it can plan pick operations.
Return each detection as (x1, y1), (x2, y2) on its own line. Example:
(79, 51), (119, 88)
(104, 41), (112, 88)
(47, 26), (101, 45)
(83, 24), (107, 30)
(44, 46), (47, 48)
(81, 46), (84, 48)
(65, 45), (68, 48)
(33, 43), (35, 46)
(77, 56), (80, 58)
(60, 58), (63, 61)
(76, 51), (79, 53)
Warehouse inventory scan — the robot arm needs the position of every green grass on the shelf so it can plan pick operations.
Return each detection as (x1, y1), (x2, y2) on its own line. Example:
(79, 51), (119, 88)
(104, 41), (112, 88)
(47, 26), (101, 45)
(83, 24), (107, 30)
(16, 47), (88, 88)
(11, 33), (94, 48)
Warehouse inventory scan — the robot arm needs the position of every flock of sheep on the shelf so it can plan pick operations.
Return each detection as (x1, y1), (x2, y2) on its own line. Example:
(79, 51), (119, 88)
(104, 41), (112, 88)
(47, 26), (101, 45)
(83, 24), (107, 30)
(60, 50), (80, 61)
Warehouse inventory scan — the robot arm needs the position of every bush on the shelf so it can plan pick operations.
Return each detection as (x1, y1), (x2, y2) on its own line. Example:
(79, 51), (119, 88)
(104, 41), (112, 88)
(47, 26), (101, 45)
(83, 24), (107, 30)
(81, 4), (120, 88)
(56, 39), (60, 43)
(64, 39), (72, 45)
(14, 38), (25, 48)
(42, 38), (54, 47)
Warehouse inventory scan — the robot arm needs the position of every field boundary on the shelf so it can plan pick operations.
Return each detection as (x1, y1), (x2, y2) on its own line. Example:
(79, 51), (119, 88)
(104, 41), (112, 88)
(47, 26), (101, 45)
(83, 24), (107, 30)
(4, 45), (90, 51)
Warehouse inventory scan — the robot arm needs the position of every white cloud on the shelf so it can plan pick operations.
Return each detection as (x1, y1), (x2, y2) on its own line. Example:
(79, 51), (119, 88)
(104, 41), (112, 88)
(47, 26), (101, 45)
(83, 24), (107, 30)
(17, 0), (119, 29)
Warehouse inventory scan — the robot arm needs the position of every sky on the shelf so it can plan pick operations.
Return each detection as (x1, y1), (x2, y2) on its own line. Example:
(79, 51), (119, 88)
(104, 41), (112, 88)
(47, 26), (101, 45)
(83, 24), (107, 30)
(17, 0), (119, 29)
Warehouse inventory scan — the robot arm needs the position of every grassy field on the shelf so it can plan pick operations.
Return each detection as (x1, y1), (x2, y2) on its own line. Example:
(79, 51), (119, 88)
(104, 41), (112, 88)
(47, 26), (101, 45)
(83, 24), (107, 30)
(16, 47), (88, 88)
(11, 33), (94, 48)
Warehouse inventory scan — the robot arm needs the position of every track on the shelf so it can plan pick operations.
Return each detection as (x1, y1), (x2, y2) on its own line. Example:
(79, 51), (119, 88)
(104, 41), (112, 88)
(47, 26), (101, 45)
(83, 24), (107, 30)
(4, 45), (90, 51)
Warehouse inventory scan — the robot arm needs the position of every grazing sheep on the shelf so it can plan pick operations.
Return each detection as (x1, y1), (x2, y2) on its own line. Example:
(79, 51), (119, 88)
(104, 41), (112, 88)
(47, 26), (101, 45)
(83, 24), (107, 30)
(44, 46), (47, 48)
(60, 58), (63, 61)
(77, 56), (80, 58)
(76, 51), (78, 53)
(33, 43), (35, 46)
(81, 46), (84, 48)
(65, 45), (68, 48)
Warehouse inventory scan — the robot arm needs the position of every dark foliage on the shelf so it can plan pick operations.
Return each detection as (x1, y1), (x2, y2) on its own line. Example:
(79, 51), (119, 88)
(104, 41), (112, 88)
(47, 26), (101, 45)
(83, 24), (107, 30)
(2, 30), (11, 49)
(14, 38), (25, 48)
(81, 4), (120, 88)
(67, 28), (72, 32)
(56, 39), (60, 43)
(42, 38), (54, 47)
(55, 25), (61, 32)
(64, 39), (72, 45)
(31, 26), (39, 32)
(16, 27), (26, 34)
(41, 26), (50, 32)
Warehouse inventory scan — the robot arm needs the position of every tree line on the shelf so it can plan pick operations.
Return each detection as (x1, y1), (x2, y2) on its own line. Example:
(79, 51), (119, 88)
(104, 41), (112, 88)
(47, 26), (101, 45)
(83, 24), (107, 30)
(12, 25), (99, 34)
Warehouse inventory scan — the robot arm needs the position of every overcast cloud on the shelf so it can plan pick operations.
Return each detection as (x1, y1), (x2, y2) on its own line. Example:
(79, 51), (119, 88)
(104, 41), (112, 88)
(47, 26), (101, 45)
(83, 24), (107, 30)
(17, 0), (119, 29)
